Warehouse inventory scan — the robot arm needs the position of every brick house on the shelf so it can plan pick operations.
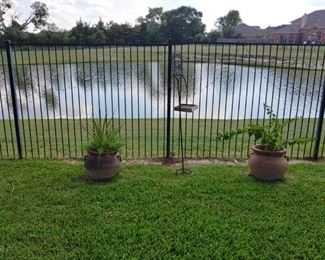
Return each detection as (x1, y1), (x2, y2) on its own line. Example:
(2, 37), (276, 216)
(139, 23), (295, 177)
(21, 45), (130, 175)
(233, 23), (262, 41)
(272, 10), (325, 44)
(233, 24), (284, 43)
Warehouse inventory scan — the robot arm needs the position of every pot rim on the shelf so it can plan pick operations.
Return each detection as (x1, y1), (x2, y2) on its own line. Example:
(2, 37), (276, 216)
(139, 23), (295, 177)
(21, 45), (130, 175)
(87, 149), (118, 156)
(252, 144), (287, 157)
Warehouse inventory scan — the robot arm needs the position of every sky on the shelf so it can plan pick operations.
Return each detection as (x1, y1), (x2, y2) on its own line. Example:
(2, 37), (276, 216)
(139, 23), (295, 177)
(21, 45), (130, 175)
(9, 0), (325, 31)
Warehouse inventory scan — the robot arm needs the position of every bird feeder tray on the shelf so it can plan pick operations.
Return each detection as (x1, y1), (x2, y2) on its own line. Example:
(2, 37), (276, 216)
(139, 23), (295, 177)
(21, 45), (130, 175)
(174, 104), (198, 113)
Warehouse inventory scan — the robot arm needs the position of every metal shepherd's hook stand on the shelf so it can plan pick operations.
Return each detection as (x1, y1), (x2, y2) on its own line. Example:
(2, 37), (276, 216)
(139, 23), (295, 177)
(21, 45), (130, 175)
(173, 54), (198, 174)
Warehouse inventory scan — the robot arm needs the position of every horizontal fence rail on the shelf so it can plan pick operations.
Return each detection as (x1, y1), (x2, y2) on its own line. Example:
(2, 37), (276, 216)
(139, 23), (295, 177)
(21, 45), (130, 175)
(0, 41), (324, 160)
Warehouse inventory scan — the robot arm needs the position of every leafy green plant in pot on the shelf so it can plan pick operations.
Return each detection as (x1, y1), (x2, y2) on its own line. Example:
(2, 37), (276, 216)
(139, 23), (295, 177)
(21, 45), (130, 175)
(83, 118), (123, 181)
(217, 105), (312, 181)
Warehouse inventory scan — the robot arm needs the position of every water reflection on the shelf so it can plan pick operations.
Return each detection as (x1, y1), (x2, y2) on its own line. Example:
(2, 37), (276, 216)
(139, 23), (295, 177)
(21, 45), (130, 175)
(0, 61), (323, 120)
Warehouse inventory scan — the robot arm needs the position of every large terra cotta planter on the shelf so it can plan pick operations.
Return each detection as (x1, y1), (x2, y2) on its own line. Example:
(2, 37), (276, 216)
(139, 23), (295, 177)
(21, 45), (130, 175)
(248, 145), (288, 181)
(84, 150), (121, 181)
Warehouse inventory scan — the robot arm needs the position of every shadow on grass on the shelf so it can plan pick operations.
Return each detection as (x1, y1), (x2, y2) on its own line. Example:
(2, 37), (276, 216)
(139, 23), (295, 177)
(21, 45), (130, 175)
(249, 174), (288, 186)
(73, 172), (120, 185)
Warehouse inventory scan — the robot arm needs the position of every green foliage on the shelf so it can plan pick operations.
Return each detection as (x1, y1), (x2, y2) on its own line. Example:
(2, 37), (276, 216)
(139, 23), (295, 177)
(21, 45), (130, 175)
(106, 22), (141, 44)
(215, 10), (242, 37)
(0, 0), (12, 31)
(68, 19), (93, 45)
(137, 8), (165, 43)
(83, 118), (123, 154)
(206, 29), (222, 42)
(161, 6), (206, 42)
(37, 28), (69, 44)
(137, 6), (206, 43)
(145, 7), (163, 23)
(28, 1), (49, 30)
(217, 104), (313, 152)
(0, 4), (243, 44)
(0, 1), (49, 43)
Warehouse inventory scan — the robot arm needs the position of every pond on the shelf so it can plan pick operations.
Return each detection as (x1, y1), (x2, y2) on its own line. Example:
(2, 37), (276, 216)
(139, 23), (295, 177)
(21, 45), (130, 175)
(0, 61), (323, 120)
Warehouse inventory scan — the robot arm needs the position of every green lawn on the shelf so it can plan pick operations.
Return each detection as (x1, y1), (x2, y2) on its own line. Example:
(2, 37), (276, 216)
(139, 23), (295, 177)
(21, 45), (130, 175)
(0, 118), (323, 159)
(1, 160), (325, 258)
(1, 45), (324, 70)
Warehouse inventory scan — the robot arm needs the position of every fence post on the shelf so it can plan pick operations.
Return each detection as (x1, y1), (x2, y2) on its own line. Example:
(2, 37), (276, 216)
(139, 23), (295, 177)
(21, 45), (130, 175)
(5, 40), (22, 159)
(165, 38), (173, 159)
(313, 78), (325, 160)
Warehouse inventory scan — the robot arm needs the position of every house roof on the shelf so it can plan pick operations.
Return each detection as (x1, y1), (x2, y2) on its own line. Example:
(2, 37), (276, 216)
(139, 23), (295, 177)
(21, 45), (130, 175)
(272, 23), (301, 34)
(271, 9), (325, 34)
(234, 23), (291, 37)
(291, 10), (325, 28)
(234, 23), (261, 36)
(261, 25), (286, 35)
(234, 9), (325, 37)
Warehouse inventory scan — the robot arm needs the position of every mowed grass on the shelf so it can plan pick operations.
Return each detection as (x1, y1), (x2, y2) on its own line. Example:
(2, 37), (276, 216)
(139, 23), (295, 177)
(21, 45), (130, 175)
(1, 160), (325, 258)
(0, 118), (322, 160)
(1, 45), (324, 69)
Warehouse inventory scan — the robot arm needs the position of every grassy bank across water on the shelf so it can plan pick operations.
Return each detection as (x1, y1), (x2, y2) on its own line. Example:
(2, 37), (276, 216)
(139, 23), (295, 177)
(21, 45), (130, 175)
(1, 160), (325, 258)
(0, 118), (322, 159)
(1, 45), (324, 70)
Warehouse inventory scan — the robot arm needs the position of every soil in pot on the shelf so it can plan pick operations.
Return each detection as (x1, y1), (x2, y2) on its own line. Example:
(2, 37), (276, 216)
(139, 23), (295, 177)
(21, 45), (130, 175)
(248, 145), (288, 181)
(84, 150), (121, 181)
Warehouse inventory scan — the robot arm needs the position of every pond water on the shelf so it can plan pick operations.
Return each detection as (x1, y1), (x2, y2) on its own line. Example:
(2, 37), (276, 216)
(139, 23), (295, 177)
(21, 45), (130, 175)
(0, 61), (323, 120)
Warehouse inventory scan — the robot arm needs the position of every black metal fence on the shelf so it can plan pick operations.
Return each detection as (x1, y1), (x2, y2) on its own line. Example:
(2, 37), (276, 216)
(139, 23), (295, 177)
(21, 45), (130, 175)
(0, 40), (325, 160)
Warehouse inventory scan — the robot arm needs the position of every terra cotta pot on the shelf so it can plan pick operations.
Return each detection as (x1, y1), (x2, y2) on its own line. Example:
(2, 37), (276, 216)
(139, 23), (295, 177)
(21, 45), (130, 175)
(84, 150), (121, 181)
(248, 145), (288, 181)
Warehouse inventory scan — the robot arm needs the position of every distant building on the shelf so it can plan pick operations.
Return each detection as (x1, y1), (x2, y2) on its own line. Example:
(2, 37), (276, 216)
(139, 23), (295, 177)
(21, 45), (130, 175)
(233, 23), (283, 43)
(272, 10), (325, 44)
(230, 10), (325, 44)
(234, 23), (262, 41)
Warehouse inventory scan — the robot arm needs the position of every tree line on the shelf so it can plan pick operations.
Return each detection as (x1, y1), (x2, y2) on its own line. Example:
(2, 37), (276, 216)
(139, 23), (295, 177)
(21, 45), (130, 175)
(0, 1), (242, 44)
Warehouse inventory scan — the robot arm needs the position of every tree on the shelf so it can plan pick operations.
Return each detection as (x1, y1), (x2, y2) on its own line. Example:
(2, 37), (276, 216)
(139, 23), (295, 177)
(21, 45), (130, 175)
(0, 0), (48, 32)
(106, 21), (141, 43)
(0, 0), (49, 43)
(0, 0), (11, 31)
(22, 1), (49, 30)
(45, 22), (59, 32)
(136, 7), (164, 43)
(206, 30), (221, 42)
(37, 29), (69, 44)
(145, 7), (163, 23)
(90, 18), (108, 44)
(0, 4), (213, 44)
(215, 10), (242, 38)
(69, 19), (92, 44)
(1, 20), (29, 43)
(161, 6), (205, 42)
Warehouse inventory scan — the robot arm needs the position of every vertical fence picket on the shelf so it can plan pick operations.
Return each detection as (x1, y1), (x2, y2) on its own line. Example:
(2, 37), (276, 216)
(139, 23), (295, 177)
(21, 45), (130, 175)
(313, 78), (325, 160)
(166, 39), (173, 159)
(5, 40), (22, 159)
